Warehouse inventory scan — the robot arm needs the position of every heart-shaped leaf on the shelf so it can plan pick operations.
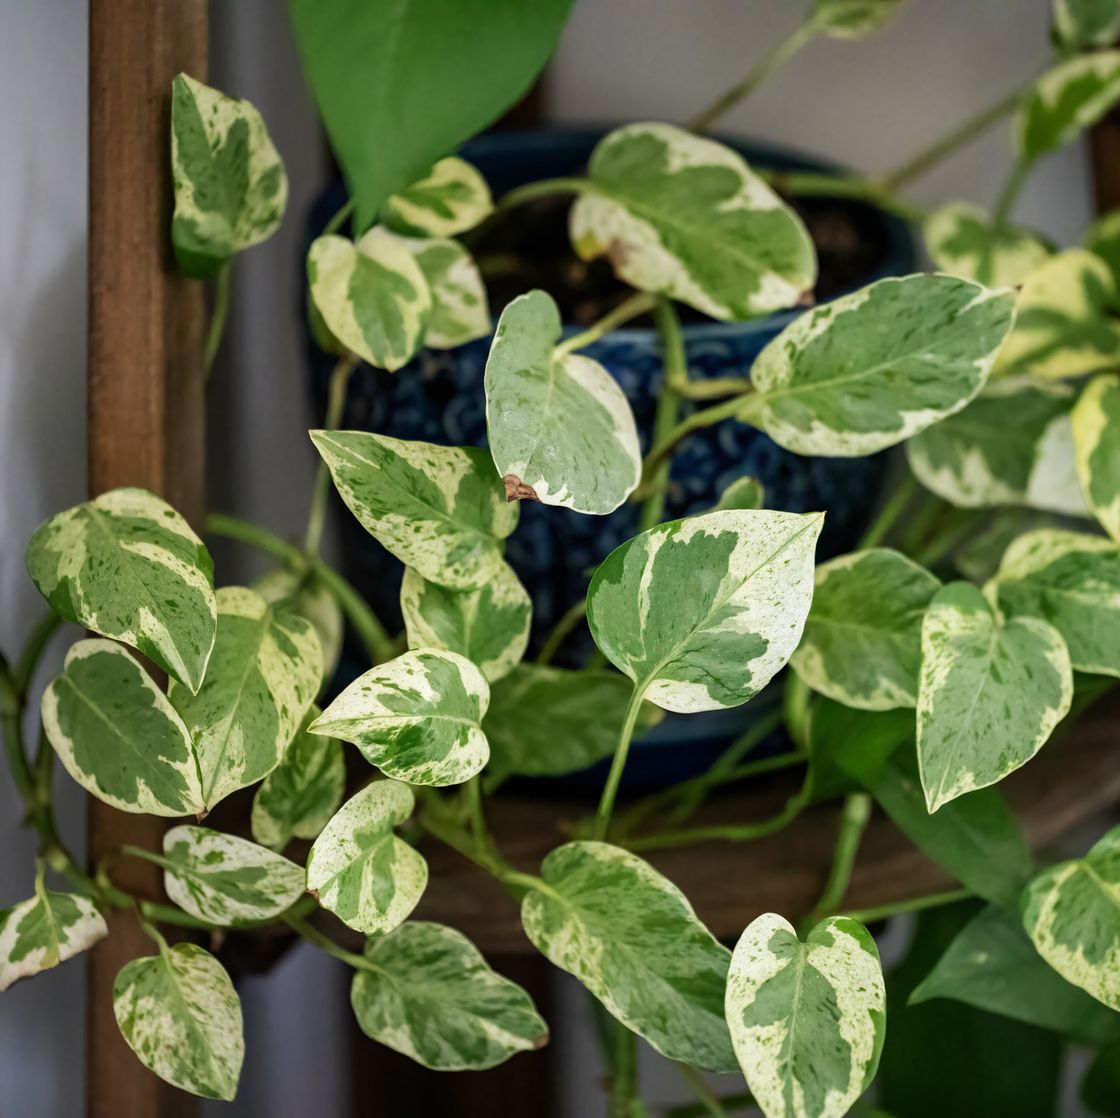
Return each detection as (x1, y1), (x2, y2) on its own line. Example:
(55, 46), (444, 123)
(1019, 52), (1120, 159)
(1072, 373), (1120, 541)
(924, 202), (1051, 287)
(384, 157), (493, 238)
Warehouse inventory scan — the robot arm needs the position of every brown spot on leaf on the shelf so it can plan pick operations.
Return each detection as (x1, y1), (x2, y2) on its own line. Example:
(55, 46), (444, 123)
(503, 474), (540, 504)
(797, 289), (817, 308)
(531, 1031), (550, 1050)
(307, 887), (320, 902)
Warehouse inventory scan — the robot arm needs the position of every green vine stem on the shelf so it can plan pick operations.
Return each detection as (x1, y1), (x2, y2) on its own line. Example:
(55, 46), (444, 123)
(203, 262), (231, 379)
(801, 792), (872, 933)
(667, 1092), (754, 1118)
(610, 1022), (642, 1118)
(843, 888), (972, 926)
(284, 913), (378, 972)
(322, 197), (355, 238)
(675, 1063), (734, 1118)
(638, 396), (749, 491)
(641, 299), (686, 533)
(536, 600), (589, 666)
(14, 612), (63, 694)
(555, 293), (659, 358)
(494, 176), (593, 213)
(593, 687), (646, 841)
(305, 352), (360, 556)
(993, 156), (1034, 227)
(857, 470), (919, 550)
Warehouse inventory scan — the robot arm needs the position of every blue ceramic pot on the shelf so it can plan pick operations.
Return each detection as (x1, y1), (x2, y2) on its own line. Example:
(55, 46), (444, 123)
(307, 128), (915, 792)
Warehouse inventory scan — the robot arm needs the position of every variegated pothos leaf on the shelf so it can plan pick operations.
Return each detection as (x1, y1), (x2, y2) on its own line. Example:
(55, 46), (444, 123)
(1072, 373), (1120, 542)
(1019, 52), (1120, 158)
(383, 157), (494, 237)
(254, 567), (343, 687)
(1055, 0), (1120, 49)
(924, 202), (1052, 287)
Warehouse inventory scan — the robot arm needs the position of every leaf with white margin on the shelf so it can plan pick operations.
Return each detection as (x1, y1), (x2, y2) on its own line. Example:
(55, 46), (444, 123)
(1055, 0), (1120, 49)
(521, 841), (737, 1071)
(484, 664), (663, 778)
(484, 290), (641, 514)
(791, 548), (941, 711)
(400, 562), (530, 684)
(924, 202), (1052, 287)
(350, 921), (548, 1069)
(907, 377), (1090, 516)
(254, 567), (343, 687)
(812, 0), (902, 37)
(587, 509), (822, 714)
(251, 711), (345, 851)
(113, 942), (243, 1101)
(1073, 373), (1120, 542)
(1023, 824), (1120, 1011)
(305, 780), (427, 935)
(994, 250), (1120, 379)
(571, 123), (816, 321)
(26, 487), (216, 694)
(306, 229), (431, 371)
(726, 913), (886, 1118)
(0, 877), (106, 992)
(1019, 52), (1120, 158)
(170, 73), (287, 278)
(156, 826), (305, 925)
(168, 587), (321, 812)
(992, 528), (1120, 676)
(917, 582), (1072, 812)
(310, 431), (517, 591)
(311, 648), (489, 786)
(41, 639), (205, 817)
(736, 275), (1016, 457)
(714, 475), (766, 511)
(383, 157), (493, 238)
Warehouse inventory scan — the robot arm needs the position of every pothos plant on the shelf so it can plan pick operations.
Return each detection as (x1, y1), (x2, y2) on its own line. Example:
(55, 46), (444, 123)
(4, 0), (1120, 1114)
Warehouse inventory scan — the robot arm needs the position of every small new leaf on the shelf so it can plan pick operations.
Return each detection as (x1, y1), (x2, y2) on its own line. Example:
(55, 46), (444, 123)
(0, 887), (106, 992)
(384, 157), (494, 238)
(1019, 52), (1120, 159)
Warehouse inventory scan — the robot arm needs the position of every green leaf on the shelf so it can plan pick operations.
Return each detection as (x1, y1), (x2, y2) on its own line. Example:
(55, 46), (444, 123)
(26, 486), (217, 693)
(307, 230), (431, 371)
(1019, 52), (1120, 159)
(807, 697), (914, 801)
(290, 0), (575, 231)
(251, 712), (345, 851)
(113, 943), (243, 1101)
(170, 73), (287, 278)
(484, 289), (641, 514)
(311, 648), (489, 787)
(923, 202), (1052, 287)
(587, 509), (822, 713)
(1085, 208), (1120, 291)
(41, 639), (205, 817)
(158, 826), (305, 926)
(992, 528), (1120, 676)
(737, 275), (1016, 457)
(1023, 824), (1120, 1010)
(1084, 1038), (1120, 1116)
(713, 475), (766, 511)
(1073, 373), (1120, 542)
(791, 548), (941, 711)
(521, 841), (736, 1071)
(484, 664), (662, 778)
(306, 780), (427, 935)
(572, 123), (816, 320)
(254, 566), (343, 686)
(350, 921), (548, 1069)
(384, 157), (493, 238)
(916, 582), (1072, 812)
(725, 913), (886, 1118)
(1055, 0), (1120, 49)
(906, 376), (1089, 516)
(169, 586), (322, 812)
(911, 904), (1120, 1045)
(812, 0), (902, 37)
(0, 883), (106, 992)
(310, 431), (517, 591)
(400, 561), (530, 683)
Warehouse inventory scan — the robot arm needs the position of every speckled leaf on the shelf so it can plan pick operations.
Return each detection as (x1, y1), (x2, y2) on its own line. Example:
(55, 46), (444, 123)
(26, 487), (217, 693)
(484, 664), (662, 778)
(311, 431), (517, 591)
(924, 202), (1052, 287)
(916, 582), (1072, 812)
(521, 841), (736, 1071)
(350, 921), (548, 1069)
(791, 548), (941, 711)
(254, 567), (343, 687)
(41, 639), (205, 817)
(1023, 825), (1120, 1010)
(170, 73), (287, 278)
(1073, 373), (1120, 541)
(992, 528), (1120, 676)
(251, 712), (345, 851)
(484, 290), (641, 514)
(813, 0), (901, 36)
(737, 275), (1015, 457)
(571, 123), (816, 321)
(587, 510), (822, 714)
(158, 826), (305, 925)
(384, 157), (493, 237)
(994, 250), (1120, 379)
(1019, 53), (1120, 158)
(311, 649), (489, 786)
(1055, 0), (1120, 49)
(113, 943), (243, 1101)
(168, 587), (321, 812)
(305, 780), (426, 936)
(714, 475), (766, 511)
(726, 914), (887, 1118)
(0, 880), (106, 992)
(907, 377), (1089, 515)
(400, 561), (530, 683)
(306, 229), (431, 371)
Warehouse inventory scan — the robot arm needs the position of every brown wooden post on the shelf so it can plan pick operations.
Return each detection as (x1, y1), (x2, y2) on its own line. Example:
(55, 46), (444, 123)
(87, 1), (207, 1114)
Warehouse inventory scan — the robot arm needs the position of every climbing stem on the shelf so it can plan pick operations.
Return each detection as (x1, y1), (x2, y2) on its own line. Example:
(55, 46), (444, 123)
(858, 471), (918, 550)
(639, 396), (748, 490)
(993, 156), (1034, 227)
(555, 293), (659, 359)
(844, 888), (972, 926)
(675, 1064), (733, 1118)
(593, 687), (646, 841)
(203, 262), (231, 379)
(536, 600), (589, 666)
(285, 913), (378, 972)
(305, 352), (360, 557)
(801, 792), (872, 933)
(641, 300), (686, 533)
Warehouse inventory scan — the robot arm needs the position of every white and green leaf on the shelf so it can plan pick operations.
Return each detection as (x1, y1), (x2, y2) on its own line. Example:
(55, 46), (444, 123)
(737, 275), (1016, 457)
(812, 0), (902, 37)
(26, 487), (217, 693)
(1072, 373), (1120, 541)
(924, 202), (1051, 287)
(1084, 207), (1120, 291)
(1019, 52), (1120, 158)
(383, 157), (494, 238)
(1055, 0), (1120, 49)
(254, 566), (343, 687)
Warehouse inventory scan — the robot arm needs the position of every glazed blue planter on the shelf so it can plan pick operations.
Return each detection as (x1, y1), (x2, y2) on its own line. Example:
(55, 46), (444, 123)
(307, 128), (915, 792)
